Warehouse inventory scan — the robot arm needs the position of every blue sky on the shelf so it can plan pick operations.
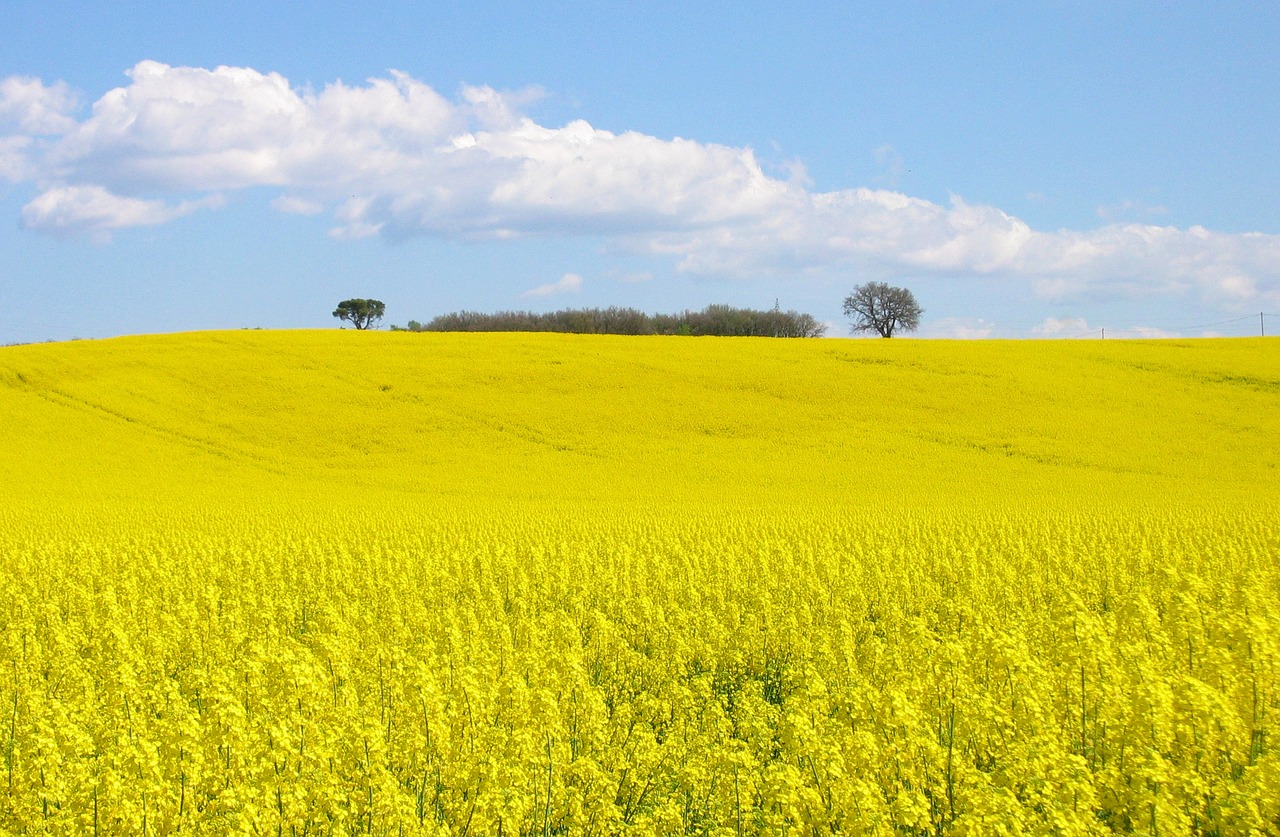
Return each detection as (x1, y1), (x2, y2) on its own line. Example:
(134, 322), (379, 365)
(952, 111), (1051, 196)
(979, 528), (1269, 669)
(2, 1), (1278, 343)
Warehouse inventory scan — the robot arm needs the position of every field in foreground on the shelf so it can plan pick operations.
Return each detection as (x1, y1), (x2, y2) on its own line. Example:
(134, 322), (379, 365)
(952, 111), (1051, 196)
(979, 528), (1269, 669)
(1, 331), (1278, 835)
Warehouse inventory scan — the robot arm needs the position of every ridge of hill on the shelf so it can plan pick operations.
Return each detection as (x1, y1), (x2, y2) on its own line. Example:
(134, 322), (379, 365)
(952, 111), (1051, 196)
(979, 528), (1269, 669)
(1, 330), (1276, 510)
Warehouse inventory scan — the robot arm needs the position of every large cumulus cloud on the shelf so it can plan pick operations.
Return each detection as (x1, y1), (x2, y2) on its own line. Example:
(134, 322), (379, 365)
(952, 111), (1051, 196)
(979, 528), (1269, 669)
(2, 61), (1278, 306)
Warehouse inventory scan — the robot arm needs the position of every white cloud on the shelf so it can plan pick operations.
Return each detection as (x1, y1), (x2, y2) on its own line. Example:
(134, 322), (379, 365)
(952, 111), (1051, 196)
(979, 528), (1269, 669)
(925, 317), (995, 339)
(0, 76), (80, 134)
(1124, 325), (1179, 339)
(460, 83), (545, 129)
(0, 135), (34, 180)
(2, 61), (1279, 308)
(270, 195), (324, 215)
(20, 185), (221, 238)
(1027, 317), (1180, 339)
(521, 273), (583, 298)
(328, 221), (384, 241)
(1032, 317), (1094, 338)
(328, 196), (385, 239)
(873, 143), (906, 187)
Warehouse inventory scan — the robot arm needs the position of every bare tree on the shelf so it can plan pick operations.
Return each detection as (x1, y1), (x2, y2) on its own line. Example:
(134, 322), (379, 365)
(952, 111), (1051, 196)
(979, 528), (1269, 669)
(842, 283), (922, 337)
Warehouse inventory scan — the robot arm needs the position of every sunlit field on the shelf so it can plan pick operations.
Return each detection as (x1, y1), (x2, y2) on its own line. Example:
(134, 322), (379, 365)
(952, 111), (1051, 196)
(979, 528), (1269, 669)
(1, 331), (1277, 835)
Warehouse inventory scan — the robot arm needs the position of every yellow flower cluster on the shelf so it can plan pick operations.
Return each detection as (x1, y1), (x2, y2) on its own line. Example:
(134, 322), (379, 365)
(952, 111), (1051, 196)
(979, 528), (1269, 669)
(0, 331), (1276, 834)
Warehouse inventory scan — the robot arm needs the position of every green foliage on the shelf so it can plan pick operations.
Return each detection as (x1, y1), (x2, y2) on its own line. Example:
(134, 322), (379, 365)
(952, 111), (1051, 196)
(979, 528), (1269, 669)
(332, 298), (386, 330)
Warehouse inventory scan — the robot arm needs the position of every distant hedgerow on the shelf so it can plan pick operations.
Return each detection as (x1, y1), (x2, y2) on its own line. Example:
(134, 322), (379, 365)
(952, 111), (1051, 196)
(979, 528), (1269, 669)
(392, 304), (827, 337)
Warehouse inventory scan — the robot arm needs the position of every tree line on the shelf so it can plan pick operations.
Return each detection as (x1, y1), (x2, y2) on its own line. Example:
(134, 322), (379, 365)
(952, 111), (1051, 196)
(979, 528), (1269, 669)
(391, 304), (827, 337)
(337, 283), (923, 337)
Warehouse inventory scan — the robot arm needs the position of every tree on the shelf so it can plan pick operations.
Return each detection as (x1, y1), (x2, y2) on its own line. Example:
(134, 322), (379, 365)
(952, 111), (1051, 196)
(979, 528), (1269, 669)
(332, 299), (386, 330)
(842, 283), (922, 337)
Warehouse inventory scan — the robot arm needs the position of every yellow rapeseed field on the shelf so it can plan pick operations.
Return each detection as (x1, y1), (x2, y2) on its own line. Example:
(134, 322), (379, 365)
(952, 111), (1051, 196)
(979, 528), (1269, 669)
(1, 330), (1277, 835)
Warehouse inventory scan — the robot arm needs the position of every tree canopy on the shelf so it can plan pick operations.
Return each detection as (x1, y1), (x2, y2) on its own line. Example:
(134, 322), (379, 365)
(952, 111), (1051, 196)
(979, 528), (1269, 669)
(842, 283), (922, 338)
(332, 299), (386, 330)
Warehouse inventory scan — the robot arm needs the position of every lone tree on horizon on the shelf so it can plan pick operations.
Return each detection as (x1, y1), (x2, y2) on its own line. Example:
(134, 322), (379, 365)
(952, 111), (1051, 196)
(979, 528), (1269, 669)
(332, 299), (386, 330)
(842, 282), (922, 337)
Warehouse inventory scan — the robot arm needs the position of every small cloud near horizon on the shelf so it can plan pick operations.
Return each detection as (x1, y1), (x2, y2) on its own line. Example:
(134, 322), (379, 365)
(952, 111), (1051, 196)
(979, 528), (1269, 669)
(1032, 317), (1185, 339)
(924, 317), (996, 339)
(520, 273), (583, 298)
